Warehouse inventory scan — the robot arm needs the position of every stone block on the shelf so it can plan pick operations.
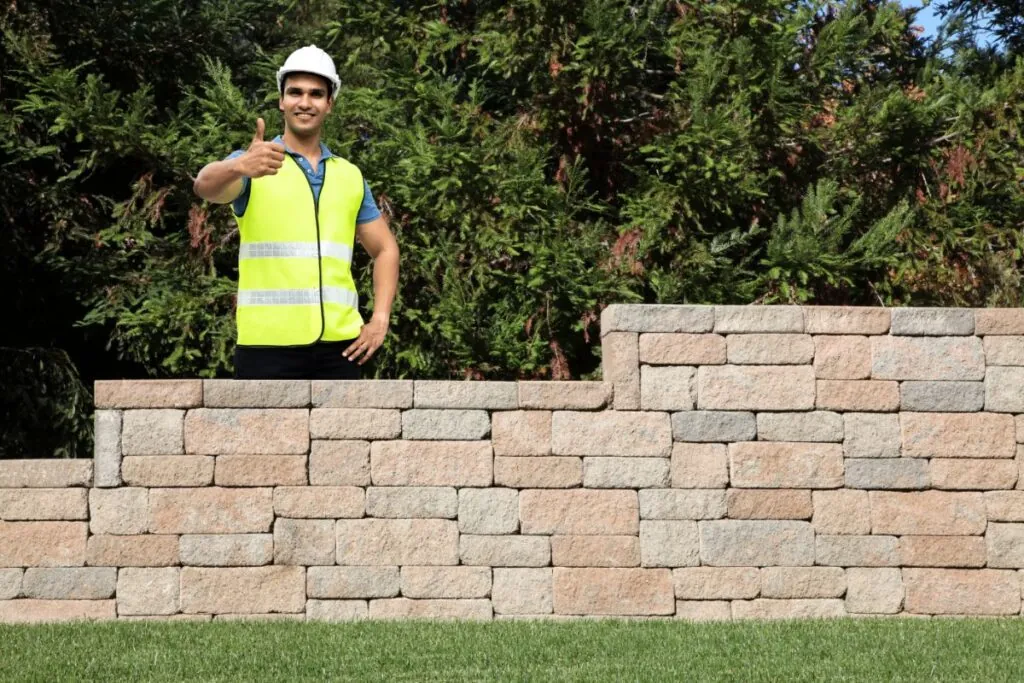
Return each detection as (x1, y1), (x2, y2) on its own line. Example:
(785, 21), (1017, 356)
(756, 412), (842, 442)
(726, 489), (812, 520)
(900, 381), (984, 412)
(368, 598), (492, 620)
(552, 411), (671, 457)
(518, 382), (612, 410)
(812, 490), (870, 535)
(121, 409), (184, 455)
(985, 367), (1024, 412)
(370, 441), (492, 486)
(309, 441), (370, 486)
(0, 460), (92, 488)
(639, 521), (699, 567)
(306, 600), (368, 621)
(675, 600), (732, 621)
(816, 380), (899, 411)
(95, 379), (203, 409)
(931, 459), (1017, 490)
(337, 519), (458, 566)
(149, 487), (272, 534)
(903, 569), (1019, 615)
(714, 306), (803, 333)
(671, 443), (728, 488)
(602, 304), (715, 334)
(310, 409), (401, 440)
(734, 599), (846, 620)
(0, 489), (87, 521)
(804, 307), (890, 335)
(0, 570), (20, 600)
(202, 380), (309, 407)
(0, 599), (115, 623)
(815, 535), (898, 567)
(583, 458), (669, 489)
(845, 458), (929, 489)
(553, 568), (674, 615)
(729, 442), (843, 489)
(413, 381), (517, 409)
(179, 534), (272, 567)
(402, 409), (490, 440)
(494, 457), (582, 488)
(699, 520), (814, 566)
(491, 411), (551, 456)
(671, 412), (755, 443)
(673, 567), (759, 600)
(401, 567), (491, 599)
(891, 308), (974, 335)
(975, 309), (1024, 335)
(121, 456), (213, 487)
(460, 535), (550, 567)
(22, 568), (116, 600)
(307, 567), (399, 599)
(985, 491), (1024, 521)
(697, 366), (815, 411)
(117, 567), (179, 616)
(843, 413), (900, 458)
(366, 487), (457, 519)
(761, 567), (844, 599)
(493, 568), (552, 614)
(986, 523), (1024, 568)
(602, 332), (640, 409)
(845, 568), (903, 614)
(90, 488), (147, 535)
(520, 490), (638, 535)
(311, 380), (413, 408)
(640, 365), (696, 411)
(86, 535), (178, 567)
(898, 536), (986, 567)
(550, 536), (639, 567)
(274, 519), (335, 565)
(214, 455), (306, 486)
(94, 410), (122, 488)
(870, 491), (986, 535)
(983, 336), (1024, 365)
(184, 409), (309, 455)
(458, 488), (518, 534)
(639, 489), (726, 520)
(180, 566), (305, 614)
(273, 486), (364, 519)
(901, 412), (1015, 458)
(813, 336), (871, 380)
(872, 336), (984, 380)
(639, 334), (726, 366)
(727, 334), (813, 365)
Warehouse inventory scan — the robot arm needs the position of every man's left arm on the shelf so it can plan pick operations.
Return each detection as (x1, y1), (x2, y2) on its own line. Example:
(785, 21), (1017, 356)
(343, 216), (400, 364)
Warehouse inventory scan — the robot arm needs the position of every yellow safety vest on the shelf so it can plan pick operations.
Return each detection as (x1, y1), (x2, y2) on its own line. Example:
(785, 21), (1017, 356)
(234, 154), (365, 346)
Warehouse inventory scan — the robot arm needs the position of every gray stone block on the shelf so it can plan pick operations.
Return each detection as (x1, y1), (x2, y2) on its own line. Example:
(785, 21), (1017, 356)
(890, 308), (975, 335)
(671, 411), (755, 442)
(900, 381), (984, 412)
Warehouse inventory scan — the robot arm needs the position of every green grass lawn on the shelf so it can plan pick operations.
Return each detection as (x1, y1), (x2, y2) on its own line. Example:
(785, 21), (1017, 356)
(1, 618), (1022, 681)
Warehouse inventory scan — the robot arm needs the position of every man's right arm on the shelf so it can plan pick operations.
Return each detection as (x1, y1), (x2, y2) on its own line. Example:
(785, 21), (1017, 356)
(193, 118), (284, 204)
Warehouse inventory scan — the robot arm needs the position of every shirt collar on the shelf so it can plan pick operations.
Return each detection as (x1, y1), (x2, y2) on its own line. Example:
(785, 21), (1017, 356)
(272, 135), (333, 161)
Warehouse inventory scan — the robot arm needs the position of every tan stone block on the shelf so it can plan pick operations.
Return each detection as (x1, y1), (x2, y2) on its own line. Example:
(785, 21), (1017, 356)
(520, 489), (638, 535)
(602, 305), (716, 335)
(366, 487), (457, 518)
(553, 568), (674, 616)
(460, 535), (550, 567)
(368, 598), (492, 620)
(95, 380), (202, 409)
(202, 380), (309, 408)
(492, 411), (551, 456)
(904, 569), (1019, 615)
(306, 600), (368, 621)
(985, 367), (1024, 412)
(179, 534), (272, 566)
(307, 566), (399, 599)
(732, 599), (845, 620)
(273, 486), (363, 519)
(493, 568), (551, 614)
(310, 408), (401, 440)
(309, 441), (370, 486)
(672, 567), (759, 600)
(983, 336), (1024, 365)
(90, 488), (148, 535)
(0, 489), (87, 521)
(371, 441), (492, 486)
(844, 413), (900, 458)
(761, 567), (845, 599)
(714, 306), (803, 333)
(697, 366), (815, 411)
(671, 443), (728, 488)
(815, 535), (898, 567)
(870, 491), (986, 535)
(117, 567), (179, 616)
(401, 567), (491, 599)
(699, 520), (814, 566)
(214, 455), (306, 486)
(583, 458), (669, 489)
(729, 442), (843, 489)
(902, 412), (1015, 458)
(985, 491), (1024, 521)
(274, 519), (335, 565)
(550, 536), (639, 567)
(816, 380), (898, 411)
(0, 570), (21, 599)
(148, 487), (272, 534)
(0, 599), (115, 623)
(413, 381), (517, 409)
(639, 521), (699, 567)
(122, 410), (184, 455)
(804, 307), (890, 335)
(86, 535), (178, 567)
(986, 523), (1024, 568)
(639, 489), (726, 520)
(602, 332), (640, 409)
(337, 519), (458, 566)
(518, 382), (612, 410)
(494, 457), (582, 488)
(402, 409), (490, 440)
(121, 456), (213, 487)
(726, 489), (812, 520)
(551, 411), (671, 457)
(640, 365), (696, 411)
(975, 309), (1024, 335)
(899, 536), (986, 567)
(675, 600), (731, 621)
(872, 336), (985, 380)
(180, 566), (305, 614)
(22, 568), (116, 600)
(931, 459), (1018, 490)
(639, 334), (726, 366)
(94, 410), (122, 487)
(184, 409), (309, 455)
(459, 488), (518, 534)
(727, 334), (813, 365)
(0, 460), (92, 488)
(813, 336), (871, 379)
(812, 490), (871, 535)
(311, 380), (413, 408)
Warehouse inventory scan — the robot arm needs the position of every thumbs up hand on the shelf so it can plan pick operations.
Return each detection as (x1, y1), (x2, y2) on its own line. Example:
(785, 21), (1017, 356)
(236, 118), (286, 178)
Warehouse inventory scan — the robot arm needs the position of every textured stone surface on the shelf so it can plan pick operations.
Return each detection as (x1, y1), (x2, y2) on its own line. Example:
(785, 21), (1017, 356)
(640, 365), (696, 411)
(414, 381), (517, 409)
(550, 536), (640, 567)
(493, 568), (552, 615)
(602, 332), (640, 410)
(459, 488), (518, 534)
(310, 409), (401, 440)
(903, 569), (1019, 615)
(185, 409), (308, 455)
(675, 601), (732, 621)
(673, 567), (759, 600)
(891, 308), (974, 335)
(117, 567), (179, 616)
(203, 380), (309, 407)
(94, 410), (122, 488)
(553, 568), (674, 616)
(583, 458), (669, 489)
(870, 491), (986, 535)
(639, 489), (726, 520)
(760, 567), (844, 599)
(309, 441), (370, 486)
(845, 459), (929, 490)
(901, 412), (1015, 458)
(727, 334), (813, 365)
(22, 567), (116, 600)
(843, 413), (900, 458)
(732, 599), (845, 620)
(697, 366), (815, 411)
(0, 570), (21, 600)
(369, 598), (492, 620)
(494, 457), (582, 488)
(699, 521), (814, 566)
(975, 309), (1024, 335)
(756, 412), (842, 442)
(726, 489), (812, 520)
(371, 441), (492, 486)
(639, 334), (726, 366)
(671, 412), (755, 443)
(518, 382), (612, 410)
(714, 306), (803, 333)
(90, 488), (148, 535)
(985, 367), (1024, 412)
(274, 519), (335, 565)
(804, 307), (890, 335)
(401, 567), (491, 599)
(0, 599), (115, 623)
(402, 410), (490, 440)
(671, 443), (729, 488)
(214, 455), (306, 487)
(846, 568), (903, 614)
(931, 459), (1018, 490)
(639, 521), (699, 567)
(366, 487), (457, 519)
(602, 304), (715, 334)
(899, 536), (986, 567)
(337, 519), (458, 566)
(491, 411), (551, 456)
(459, 535), (550, 567)
(121, 456), (213, 488)
(815, 535), (899, 567)
(900, 382), (984, 412)
(729, 442), (843, 489)
(520, 490), (638, 535)
(983, 336), (1024, 365)
(273, 486), (363, 518)
(95, 380), (202, 409)
(149, 487), (272, 534)
(121, 410), (185, 455)
(180, 567), (305, 614)
(179, 534), (272, 567)
(0, 489), (87, 521)
(812, 490), (870, 535)
(813, 336), (871, 380)
(985, 491), (1024, 521)
(551, 411), (671, 457)
(872, 336), (984, 380)
(311, 380), (413, 408)
(306, 600), (368, 621)
(816, 380), (899, 412)
(86, 535), (179, 567)
(0, 460), (92, 488)
(986, 524), (1024, 567)
(307, 567), (399, 599)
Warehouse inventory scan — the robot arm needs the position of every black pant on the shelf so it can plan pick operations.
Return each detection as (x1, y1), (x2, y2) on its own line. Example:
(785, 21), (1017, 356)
(234, 341), (361, 380)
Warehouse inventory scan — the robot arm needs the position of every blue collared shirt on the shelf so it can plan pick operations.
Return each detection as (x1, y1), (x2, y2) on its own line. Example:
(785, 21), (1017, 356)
(225, 136), (382, 222)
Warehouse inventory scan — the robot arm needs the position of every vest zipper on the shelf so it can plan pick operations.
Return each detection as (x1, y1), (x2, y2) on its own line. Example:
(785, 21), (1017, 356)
(308, 160), (327, 344)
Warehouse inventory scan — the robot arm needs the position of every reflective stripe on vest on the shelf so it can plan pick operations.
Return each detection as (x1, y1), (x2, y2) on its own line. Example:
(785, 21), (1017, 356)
(234, 155), (365, 346)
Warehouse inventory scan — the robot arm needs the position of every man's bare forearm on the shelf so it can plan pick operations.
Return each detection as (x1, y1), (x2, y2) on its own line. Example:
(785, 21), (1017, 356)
(193, 157), (246, 204)
(370, 246), (399, 322)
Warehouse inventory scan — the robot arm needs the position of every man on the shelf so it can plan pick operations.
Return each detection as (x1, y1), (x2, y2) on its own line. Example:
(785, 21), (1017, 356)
(193, 45), (399, 379)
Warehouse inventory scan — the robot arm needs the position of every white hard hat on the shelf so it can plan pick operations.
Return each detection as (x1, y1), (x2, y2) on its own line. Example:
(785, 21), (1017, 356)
(276, 45), (341, 98)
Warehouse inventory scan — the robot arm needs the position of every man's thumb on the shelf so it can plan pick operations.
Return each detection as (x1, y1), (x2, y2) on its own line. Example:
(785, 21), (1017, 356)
(252, 118), (265, 143)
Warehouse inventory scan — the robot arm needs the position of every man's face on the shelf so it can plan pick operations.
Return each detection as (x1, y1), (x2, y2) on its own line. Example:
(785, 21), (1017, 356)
(279, 73), (333, 138)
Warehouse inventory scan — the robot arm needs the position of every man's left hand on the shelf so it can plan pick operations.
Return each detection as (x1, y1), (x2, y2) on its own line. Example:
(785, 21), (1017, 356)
(343, 314), (389, 365)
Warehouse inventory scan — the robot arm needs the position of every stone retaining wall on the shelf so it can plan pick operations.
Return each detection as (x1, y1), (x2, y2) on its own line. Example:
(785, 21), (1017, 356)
(3, 305), (1024, 622)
